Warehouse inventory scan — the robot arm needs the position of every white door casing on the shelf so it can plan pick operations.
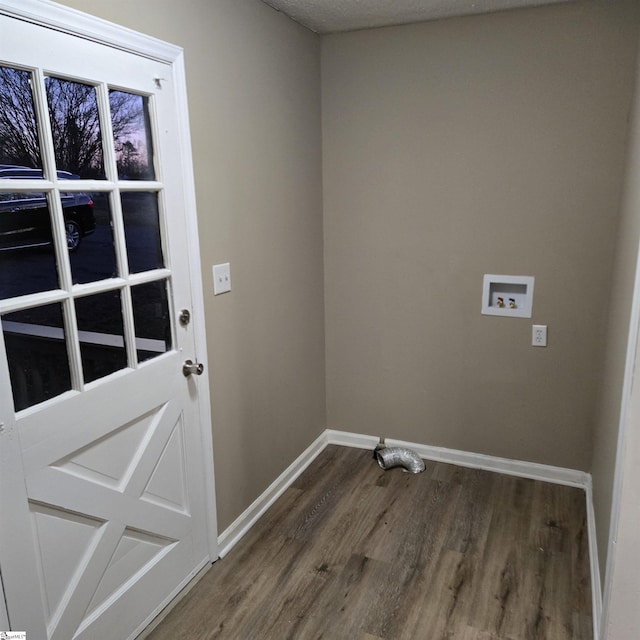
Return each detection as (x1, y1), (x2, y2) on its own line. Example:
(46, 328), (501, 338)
(0, 2), (217, 638)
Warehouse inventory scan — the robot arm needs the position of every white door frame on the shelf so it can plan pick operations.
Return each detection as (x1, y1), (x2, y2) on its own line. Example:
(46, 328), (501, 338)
(600, 245), (640, 638)
(0, 0), (218, 626)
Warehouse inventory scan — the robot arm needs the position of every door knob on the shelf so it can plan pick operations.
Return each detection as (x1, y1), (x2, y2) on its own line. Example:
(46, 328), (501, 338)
(183, 359), (204, 377)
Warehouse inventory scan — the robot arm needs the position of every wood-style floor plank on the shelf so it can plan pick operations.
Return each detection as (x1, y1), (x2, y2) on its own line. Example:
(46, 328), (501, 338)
(146, 445), (592, 640)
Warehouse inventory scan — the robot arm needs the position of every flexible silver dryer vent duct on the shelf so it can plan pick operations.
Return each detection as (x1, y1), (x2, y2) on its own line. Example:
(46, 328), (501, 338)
(375, 446), (425, 474)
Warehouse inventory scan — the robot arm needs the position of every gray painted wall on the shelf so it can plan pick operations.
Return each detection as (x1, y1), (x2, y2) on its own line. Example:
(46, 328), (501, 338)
(322, 1), (638, 472)
(592, 37), (640, 590)
(56, 0), (640, 613)
(594, 22), (640, 631)
(58, 0), (326, 532)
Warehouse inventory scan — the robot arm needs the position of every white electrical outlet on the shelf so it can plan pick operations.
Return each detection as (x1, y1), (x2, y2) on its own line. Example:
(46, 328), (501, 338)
(532, 324), (547, 347)
(213, 263), (231, 295)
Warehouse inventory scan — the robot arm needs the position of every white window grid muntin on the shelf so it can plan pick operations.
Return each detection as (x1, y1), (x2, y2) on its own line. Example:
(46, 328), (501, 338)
(0, 63), (173, 409)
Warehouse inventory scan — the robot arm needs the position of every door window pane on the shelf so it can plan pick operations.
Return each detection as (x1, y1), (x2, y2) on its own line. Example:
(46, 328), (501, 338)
(109, 90), (155, 180)
(2, 303), (71, 411)
(2, 62), (176, 415)
(0, 65), (42, 169)
(68, 192), (116, 283)
(75, 290), (127, 383)
(131, 279), (171, 362)
(0, 191), (60, 299)
(45, 77), (105, 179)
(122, 192), (164, 273)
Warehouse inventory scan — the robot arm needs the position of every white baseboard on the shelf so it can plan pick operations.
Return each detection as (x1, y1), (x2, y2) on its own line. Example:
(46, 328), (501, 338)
(325, 429), (380, 450)
(585, 477), (602, 640)
(217, 427), (599, 638)
(384, 435), (590, 487)
(217, 431), (327, 557)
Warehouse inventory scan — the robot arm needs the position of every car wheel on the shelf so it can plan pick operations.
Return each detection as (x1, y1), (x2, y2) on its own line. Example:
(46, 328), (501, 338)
(66, 220), (81, 252)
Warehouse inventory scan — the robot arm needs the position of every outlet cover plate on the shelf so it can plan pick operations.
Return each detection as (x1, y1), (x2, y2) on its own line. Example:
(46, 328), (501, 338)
(532, 324), (547, 347)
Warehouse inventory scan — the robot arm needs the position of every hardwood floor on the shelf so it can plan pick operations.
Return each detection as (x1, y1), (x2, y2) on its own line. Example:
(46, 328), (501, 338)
(147, 445), (592, 639)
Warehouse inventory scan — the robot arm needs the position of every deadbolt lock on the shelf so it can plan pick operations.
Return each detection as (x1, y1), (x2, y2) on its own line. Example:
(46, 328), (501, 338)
(179, 309), (191, 326)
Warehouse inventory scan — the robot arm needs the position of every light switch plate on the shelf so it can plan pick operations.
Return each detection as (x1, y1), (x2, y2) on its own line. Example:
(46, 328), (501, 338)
(213, 263), (231, 295)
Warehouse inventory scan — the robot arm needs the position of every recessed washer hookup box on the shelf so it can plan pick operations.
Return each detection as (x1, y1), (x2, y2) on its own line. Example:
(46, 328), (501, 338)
(481, 274), (534, 318)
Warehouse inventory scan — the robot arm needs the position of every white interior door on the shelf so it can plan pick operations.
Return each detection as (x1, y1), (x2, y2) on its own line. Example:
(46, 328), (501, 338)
(0, 7), (216, 640)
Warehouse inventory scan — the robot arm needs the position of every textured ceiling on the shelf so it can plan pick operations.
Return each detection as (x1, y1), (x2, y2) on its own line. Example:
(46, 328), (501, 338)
(260, 0), (575, 33)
